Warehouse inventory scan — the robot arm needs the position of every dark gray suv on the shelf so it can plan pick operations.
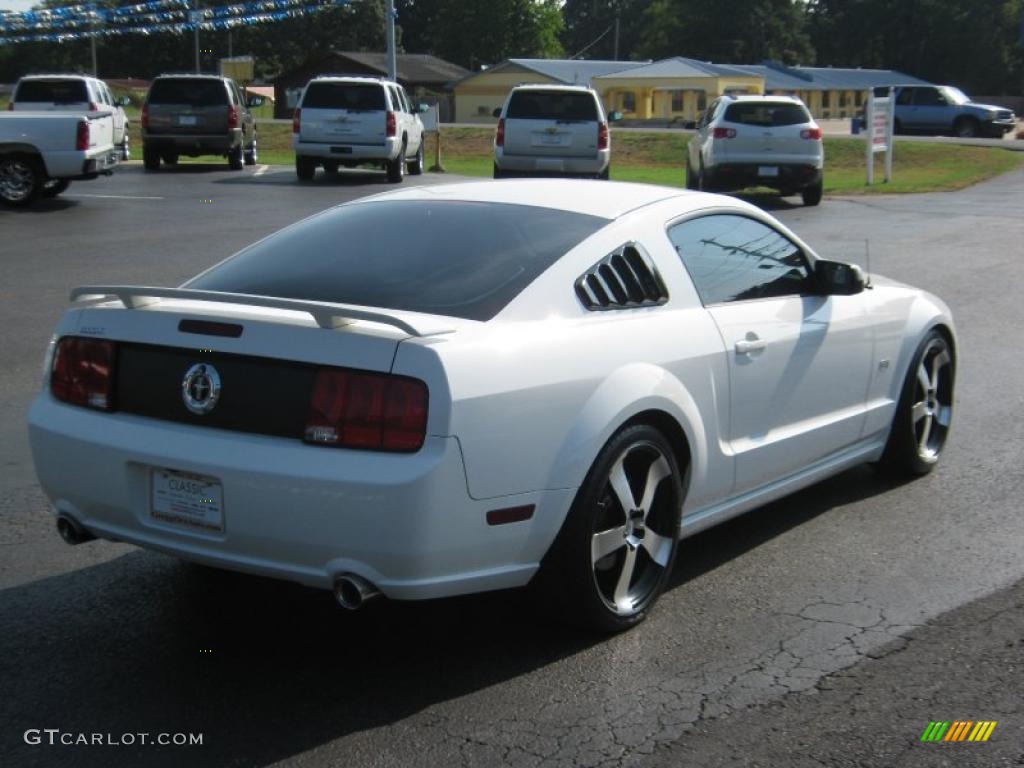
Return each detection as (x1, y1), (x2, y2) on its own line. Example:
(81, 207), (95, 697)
(141, 75), (257, 170)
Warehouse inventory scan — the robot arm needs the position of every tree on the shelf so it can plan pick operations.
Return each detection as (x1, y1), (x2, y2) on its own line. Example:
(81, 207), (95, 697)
(636, 0), (814, 64)
(561, 0), (653, 61)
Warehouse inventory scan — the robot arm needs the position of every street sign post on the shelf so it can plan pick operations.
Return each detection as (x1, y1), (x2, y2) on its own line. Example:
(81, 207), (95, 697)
(865, 87), (895, 184)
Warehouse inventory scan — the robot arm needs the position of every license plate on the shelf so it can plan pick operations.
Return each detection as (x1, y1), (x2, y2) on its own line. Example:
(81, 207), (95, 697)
(150, 468), (224, 533)
(330, 146), (353, 154)
(758, 166), (779, 177)
(178, 115), (198, 126)
(537, 135), (565, 146)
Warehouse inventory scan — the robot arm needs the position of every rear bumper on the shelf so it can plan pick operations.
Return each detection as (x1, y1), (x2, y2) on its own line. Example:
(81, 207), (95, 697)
(40, 147), (119, 179)
(28, 394), (558, 600)
(294, 137), (401, 163)
(142, 131), (240, 156)
(706, 162), (822, 191)
(494, 147), (609, 176)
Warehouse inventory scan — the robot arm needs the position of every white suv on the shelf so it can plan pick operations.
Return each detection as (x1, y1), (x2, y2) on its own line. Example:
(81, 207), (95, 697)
(493, 84), (614, 179)
(292, 76), (425, 183)
(11, 74), (130, 161)
(686, 94), (824, 206)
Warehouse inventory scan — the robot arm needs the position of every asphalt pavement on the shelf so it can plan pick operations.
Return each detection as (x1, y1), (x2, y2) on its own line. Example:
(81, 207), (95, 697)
(1, 162), (1022, 768)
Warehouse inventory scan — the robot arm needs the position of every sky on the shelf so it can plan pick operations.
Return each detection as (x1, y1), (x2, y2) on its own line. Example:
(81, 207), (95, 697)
(2, 1), (41, 12)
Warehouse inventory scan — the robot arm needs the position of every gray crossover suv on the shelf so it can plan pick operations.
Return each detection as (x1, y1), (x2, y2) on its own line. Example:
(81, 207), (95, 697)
(141, 74), (257, 171)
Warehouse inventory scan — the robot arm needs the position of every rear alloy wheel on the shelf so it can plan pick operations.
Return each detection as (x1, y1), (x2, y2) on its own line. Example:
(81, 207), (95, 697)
(295, 155), (316, 181)
(386, 141), (406, 183)
(41, 179), (70, 199)
(879, 330), (955, 476)
(142, 143), (160, 171)
(0, 154), (44, 206)
(954, 117), (979, 138)
(244, 137), (258, 166)
(227, 144), (244, 171)
(407, 142), (424, 175)
(802, 178), (823, 206)
(537, 424), (684, 632)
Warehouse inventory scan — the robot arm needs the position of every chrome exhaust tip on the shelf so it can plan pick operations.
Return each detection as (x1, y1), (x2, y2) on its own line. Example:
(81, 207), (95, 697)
(333, 574), (381, 610)
(56, 514), (96, 545)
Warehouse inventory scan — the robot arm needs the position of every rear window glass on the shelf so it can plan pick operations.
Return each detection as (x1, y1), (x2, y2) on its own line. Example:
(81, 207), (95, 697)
(302, 83), (386, 111)
(507, 91), (599, 121)
(148, 79), (227, 107)
(723, 102), (810, 127)
(15, 80), (89, 104)
(187, 201), (608, 322)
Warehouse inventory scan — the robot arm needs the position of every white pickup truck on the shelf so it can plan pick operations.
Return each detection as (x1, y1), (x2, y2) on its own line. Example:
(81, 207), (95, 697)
(0, 110), (120, 206)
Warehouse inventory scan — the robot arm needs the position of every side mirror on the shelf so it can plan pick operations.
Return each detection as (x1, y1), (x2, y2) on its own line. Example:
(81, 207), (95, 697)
(492, 107), (502, 119)
(416, 103), (430, 114)
(608, 111), (623, 123)
(115, 96), (131, 107)
(246, 95), (264, 108)
(816, 260), (867, 296)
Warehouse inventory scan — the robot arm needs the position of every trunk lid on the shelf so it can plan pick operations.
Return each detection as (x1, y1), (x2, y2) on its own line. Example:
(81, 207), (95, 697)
(299, 81), (388, 146)
(145, 78), (229, 135)
(503, 90), (601, 158)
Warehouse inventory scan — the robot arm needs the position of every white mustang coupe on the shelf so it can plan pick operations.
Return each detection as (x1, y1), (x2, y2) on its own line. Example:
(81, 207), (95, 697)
(28, 180), (955, 632)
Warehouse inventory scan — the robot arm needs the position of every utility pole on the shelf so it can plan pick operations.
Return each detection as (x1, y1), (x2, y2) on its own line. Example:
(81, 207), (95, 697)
(385, 0), (396, 80)
(613, 12), (620, 61)
(90, 25), (98, 76)
(192, 1), (201, 73)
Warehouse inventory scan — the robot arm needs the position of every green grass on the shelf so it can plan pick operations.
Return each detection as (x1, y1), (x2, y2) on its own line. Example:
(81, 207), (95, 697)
(117, 122), (1023, 194)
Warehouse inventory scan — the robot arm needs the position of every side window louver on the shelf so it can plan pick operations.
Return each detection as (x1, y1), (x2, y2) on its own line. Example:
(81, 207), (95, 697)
(574, 243), (669, 311)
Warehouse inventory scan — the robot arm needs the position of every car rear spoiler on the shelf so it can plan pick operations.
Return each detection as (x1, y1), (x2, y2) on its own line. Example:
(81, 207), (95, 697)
(70, 285), (452, 338)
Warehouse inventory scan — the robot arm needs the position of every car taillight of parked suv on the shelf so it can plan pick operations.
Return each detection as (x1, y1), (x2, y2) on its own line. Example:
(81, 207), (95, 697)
(686, 95), (824, 206)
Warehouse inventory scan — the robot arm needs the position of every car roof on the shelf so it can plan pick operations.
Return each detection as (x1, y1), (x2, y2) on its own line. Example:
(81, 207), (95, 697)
(509, 83), (598, 94)
(723, 94), (804, 104)
(353, 179), (746, 221)
(18, 74), (98, 83)
(309, 76), (393, 85)
(153, 74), (230, 81)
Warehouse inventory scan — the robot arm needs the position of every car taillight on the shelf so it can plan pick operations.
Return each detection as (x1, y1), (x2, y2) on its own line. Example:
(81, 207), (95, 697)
(292, 108), (301, 133)
(141, 104), (149, 130)
(713, 127), (736, 139)
(597, 121), (609, 150)
(801, 127), (823, 140)
(495, 118), (505, 147)
(75, 119), (89, 151)
(227, 105), (239, 129)
(386, 111), (396, 138)
(50, 337), (116, 410)
(305, 369), (428, 453)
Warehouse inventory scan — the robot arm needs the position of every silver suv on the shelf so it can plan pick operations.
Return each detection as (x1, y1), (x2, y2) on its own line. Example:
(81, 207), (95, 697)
(687, 95), (824, 206)
(292, 76), (425, 183)
(492, 84), (615, 179)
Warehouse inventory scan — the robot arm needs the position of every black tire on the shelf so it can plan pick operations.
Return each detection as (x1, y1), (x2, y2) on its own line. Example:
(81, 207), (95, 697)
(878, 330), (955, 476)
(386, 141), (406, 183)
(0, 154), (44, 207)
(243, 137), (257, 166)
(598, 165), (610, 180)
(41, 179), (70, 199)
(802, 178), (823, 206)
(535, 424), (684, 633)
(953, 117), (979, 138)
(893, 119), (903, 136)
(227, 144), (244, 171)
(142, 143), (160, 171)
(685, 161), (697, 190)
(295, 155), (316, 181)
(161, 152), (179, 166)
(119, 136), (130, 161)
(697, 161), (707, 191)
(407, 142), (424, 175)
(493, 163), (505, 179)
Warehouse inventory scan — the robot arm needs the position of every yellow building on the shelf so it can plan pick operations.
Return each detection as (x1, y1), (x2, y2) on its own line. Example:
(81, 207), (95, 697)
(594, 57), (763, 123)
(452, 57), (931, 124)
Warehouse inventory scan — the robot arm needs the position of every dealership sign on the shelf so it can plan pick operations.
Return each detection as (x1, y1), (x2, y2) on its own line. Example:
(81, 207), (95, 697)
(865, 88), (895, 184)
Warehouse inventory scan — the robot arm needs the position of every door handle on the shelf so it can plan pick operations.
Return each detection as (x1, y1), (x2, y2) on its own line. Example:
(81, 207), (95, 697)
(735, 336), (767, 355)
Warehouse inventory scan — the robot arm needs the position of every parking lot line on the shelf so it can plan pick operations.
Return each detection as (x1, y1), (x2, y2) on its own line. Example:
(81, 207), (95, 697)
(65, 193), (166, 200)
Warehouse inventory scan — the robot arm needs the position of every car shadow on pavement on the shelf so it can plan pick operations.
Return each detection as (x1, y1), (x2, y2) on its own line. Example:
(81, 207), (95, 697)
(1, 198), (79, 214)
(216, 168), (407, 187)
(0, 465), (909, 768)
